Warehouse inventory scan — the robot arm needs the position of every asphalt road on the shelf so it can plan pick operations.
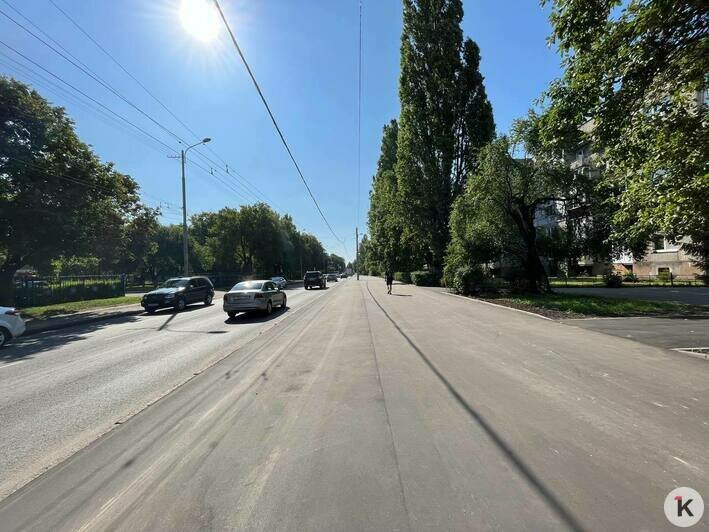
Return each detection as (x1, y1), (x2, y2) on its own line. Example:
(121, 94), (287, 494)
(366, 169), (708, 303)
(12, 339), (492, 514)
(0, 278), (707, 531)
(0, 283), (330, 500)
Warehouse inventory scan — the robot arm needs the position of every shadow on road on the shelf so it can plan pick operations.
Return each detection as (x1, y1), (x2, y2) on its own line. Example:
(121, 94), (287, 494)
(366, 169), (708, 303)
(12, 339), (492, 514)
(365, 281), (584, 532)
(224, 307), (289, 325)
(0, 314), (142, 362)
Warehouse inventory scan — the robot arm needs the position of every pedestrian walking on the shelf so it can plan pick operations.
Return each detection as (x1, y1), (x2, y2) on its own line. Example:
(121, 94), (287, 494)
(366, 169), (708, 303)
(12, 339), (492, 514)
(386, 270), (394, 295)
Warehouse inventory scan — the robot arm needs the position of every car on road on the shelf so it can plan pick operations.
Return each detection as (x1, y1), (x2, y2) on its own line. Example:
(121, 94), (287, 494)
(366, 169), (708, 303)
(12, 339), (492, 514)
(304, 270), (326, 290)
(223, 280), (287, 318)
(339, 273), (347, 279)
(141, 276), (214, 313)
(326, 273), (338, 282)
(0, 306), (25, 347)
(270, 276), (288, 289)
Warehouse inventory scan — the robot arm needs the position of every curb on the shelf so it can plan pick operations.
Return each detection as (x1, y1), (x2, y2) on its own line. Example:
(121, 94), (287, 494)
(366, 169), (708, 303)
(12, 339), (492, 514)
(24, 307), (145, 336)
(439, 291), (554, 321)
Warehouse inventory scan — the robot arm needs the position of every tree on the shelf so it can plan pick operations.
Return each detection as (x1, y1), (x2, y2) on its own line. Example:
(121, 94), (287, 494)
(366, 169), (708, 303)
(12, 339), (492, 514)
(122, 206), (160, 282)
(395, 0), (494, 270)
(327, 253), (345, 273)
(445, 134), (577, 292)
(0, 77), (140, 303)
(541, 0), (709, 274)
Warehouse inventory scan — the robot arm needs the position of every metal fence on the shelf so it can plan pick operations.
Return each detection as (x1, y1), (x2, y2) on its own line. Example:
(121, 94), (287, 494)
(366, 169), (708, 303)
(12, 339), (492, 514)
(549, 275), (705, 287)
(14, 275), (126, 307)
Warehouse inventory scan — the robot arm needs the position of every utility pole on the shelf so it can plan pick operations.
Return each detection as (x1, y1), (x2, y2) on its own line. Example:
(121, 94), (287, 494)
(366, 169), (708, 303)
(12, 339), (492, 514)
(355, 227), (359, 280)
(180, 149), (188, 276)
(176, 138), (211, 276)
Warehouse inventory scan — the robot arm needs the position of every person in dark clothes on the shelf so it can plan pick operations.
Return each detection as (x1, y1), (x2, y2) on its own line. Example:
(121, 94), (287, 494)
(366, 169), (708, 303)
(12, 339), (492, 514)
(385, 270), (394, 294)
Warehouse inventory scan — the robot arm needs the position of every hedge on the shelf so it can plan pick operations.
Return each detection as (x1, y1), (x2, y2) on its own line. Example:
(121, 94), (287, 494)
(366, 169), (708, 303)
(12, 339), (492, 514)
(394, 271), (411, 283)
(410, 270), (442, 287)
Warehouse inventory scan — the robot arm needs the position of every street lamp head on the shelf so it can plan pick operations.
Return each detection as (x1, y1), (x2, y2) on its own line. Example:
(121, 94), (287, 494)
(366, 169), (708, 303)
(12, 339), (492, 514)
(202, 137), (211, 143)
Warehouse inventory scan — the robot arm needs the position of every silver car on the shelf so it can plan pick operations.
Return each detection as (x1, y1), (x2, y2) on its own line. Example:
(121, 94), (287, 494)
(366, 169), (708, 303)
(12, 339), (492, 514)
(270, 276), (287, 289)
(223, 280), (287, 319)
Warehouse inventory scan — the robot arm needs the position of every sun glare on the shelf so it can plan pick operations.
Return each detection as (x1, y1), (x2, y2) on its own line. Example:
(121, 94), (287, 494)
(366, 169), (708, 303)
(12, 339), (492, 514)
(179, 0), (220, 42)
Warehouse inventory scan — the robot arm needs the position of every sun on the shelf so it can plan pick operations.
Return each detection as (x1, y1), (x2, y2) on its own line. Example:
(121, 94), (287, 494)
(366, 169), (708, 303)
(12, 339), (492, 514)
(179, 0), (220, 42)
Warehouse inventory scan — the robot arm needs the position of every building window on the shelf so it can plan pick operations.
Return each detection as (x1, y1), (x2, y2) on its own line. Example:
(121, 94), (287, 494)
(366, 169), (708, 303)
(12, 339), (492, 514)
(652, 235), (679, 252)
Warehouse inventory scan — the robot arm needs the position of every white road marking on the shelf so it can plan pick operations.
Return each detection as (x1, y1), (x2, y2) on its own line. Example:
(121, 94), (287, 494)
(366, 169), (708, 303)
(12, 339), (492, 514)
(0, 359), (25, 370)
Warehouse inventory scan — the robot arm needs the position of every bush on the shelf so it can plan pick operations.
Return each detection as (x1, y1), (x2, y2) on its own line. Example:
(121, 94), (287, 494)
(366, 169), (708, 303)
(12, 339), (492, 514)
(657, 270), (672, 283)
(410, 270), (442, 287)
(452, 265), (486, 295)
(623, 272), (638, 283)
(602, 269), (623, 288)
(394, 271), (411, 283)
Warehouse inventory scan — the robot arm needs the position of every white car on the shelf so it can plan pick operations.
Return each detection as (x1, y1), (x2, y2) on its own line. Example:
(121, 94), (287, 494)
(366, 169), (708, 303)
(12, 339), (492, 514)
(0, 306), (26, 347)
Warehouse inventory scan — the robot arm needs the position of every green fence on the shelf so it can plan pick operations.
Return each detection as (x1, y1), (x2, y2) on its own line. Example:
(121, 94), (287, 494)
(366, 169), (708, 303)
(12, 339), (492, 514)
(14, 275), (126, 307)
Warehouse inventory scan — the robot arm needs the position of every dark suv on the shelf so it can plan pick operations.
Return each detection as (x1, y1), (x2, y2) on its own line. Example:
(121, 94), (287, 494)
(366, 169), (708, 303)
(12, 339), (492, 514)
(303, 270), (325, 290)
(141, 276), (214, 313)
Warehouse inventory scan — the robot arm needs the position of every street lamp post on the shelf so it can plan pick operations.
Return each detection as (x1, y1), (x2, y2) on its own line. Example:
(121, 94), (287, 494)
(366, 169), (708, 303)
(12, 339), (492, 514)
(181, 137), (211, 275)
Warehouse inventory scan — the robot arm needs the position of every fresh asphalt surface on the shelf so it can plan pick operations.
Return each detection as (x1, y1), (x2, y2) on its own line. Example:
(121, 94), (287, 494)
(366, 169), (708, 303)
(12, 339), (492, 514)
(0, 278), (707, 531)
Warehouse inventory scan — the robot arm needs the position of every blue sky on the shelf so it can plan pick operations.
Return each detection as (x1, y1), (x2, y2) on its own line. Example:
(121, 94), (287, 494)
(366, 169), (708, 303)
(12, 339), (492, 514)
(0, 0), (561, 262)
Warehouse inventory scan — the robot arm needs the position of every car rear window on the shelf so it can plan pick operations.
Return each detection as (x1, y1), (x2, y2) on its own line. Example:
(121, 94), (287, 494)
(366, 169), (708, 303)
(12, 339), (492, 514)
(232, 281), (263, 290)
(305, 272), (320, 278)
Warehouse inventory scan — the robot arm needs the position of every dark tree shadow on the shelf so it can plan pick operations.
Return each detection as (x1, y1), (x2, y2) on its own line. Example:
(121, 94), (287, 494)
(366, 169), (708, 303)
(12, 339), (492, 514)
(1, 314), (142, 362)
(224, 306), (289, 325)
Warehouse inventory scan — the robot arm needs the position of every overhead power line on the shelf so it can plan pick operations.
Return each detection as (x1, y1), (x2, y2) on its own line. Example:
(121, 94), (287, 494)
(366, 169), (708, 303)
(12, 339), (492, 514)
(45, 0), (281, 211)
(211, 0), (343, 244)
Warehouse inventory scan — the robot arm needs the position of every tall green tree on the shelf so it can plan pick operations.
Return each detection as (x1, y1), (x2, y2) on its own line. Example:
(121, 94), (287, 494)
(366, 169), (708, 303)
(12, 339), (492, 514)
(396, 0), (494, 270)
(541, 0), (709, 274)
(0, 77), (140, 303)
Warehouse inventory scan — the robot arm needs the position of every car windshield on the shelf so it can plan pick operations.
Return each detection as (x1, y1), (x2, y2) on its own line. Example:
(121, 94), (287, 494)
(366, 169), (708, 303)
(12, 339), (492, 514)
(232, 281), (263, 291)
(271, 277), (282, 281)
(162, 279), (189, 288)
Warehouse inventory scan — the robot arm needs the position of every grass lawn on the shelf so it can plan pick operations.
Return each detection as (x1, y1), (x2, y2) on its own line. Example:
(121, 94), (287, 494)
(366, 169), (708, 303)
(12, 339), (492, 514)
(482, 292), (707, 318)
(20, 296), (142, 320)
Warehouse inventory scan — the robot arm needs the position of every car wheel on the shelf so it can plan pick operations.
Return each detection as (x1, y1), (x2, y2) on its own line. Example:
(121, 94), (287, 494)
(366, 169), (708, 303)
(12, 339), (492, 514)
(175, 298), (186, 312)
(265, 300), (273, 315)
(204, 293), (213, 306)
(0, 327), (9, 348)
(280, 295), (287, 309)
(227, 311), (237, 319)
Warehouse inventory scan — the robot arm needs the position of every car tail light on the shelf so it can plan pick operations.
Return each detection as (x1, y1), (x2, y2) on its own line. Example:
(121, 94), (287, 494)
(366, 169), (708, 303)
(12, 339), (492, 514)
(5, 308), (19, 316)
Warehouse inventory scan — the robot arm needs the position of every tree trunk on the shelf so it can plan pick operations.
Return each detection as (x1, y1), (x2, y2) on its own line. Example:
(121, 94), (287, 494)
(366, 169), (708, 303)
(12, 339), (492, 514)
(511, 205), (550, 293)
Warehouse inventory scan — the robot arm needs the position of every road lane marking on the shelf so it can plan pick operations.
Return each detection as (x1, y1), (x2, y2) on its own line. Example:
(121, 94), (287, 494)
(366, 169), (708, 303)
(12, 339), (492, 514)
(0, 359), (25, 370)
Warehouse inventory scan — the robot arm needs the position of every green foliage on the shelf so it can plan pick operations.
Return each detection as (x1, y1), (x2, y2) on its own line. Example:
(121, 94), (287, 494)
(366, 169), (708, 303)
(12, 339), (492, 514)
(394, 271), (411, 283)
(489, 293), (703, 318)
(410, 270), (442, 287)
(451, 265), (486, 295)
(445, 131), (579, 293)
(602, 268), (623, 288)
(0, 77), (141, 304)
(623, 272), (638, 283)
(51, 256), (101, 276)
(541, 0), (709, 271)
